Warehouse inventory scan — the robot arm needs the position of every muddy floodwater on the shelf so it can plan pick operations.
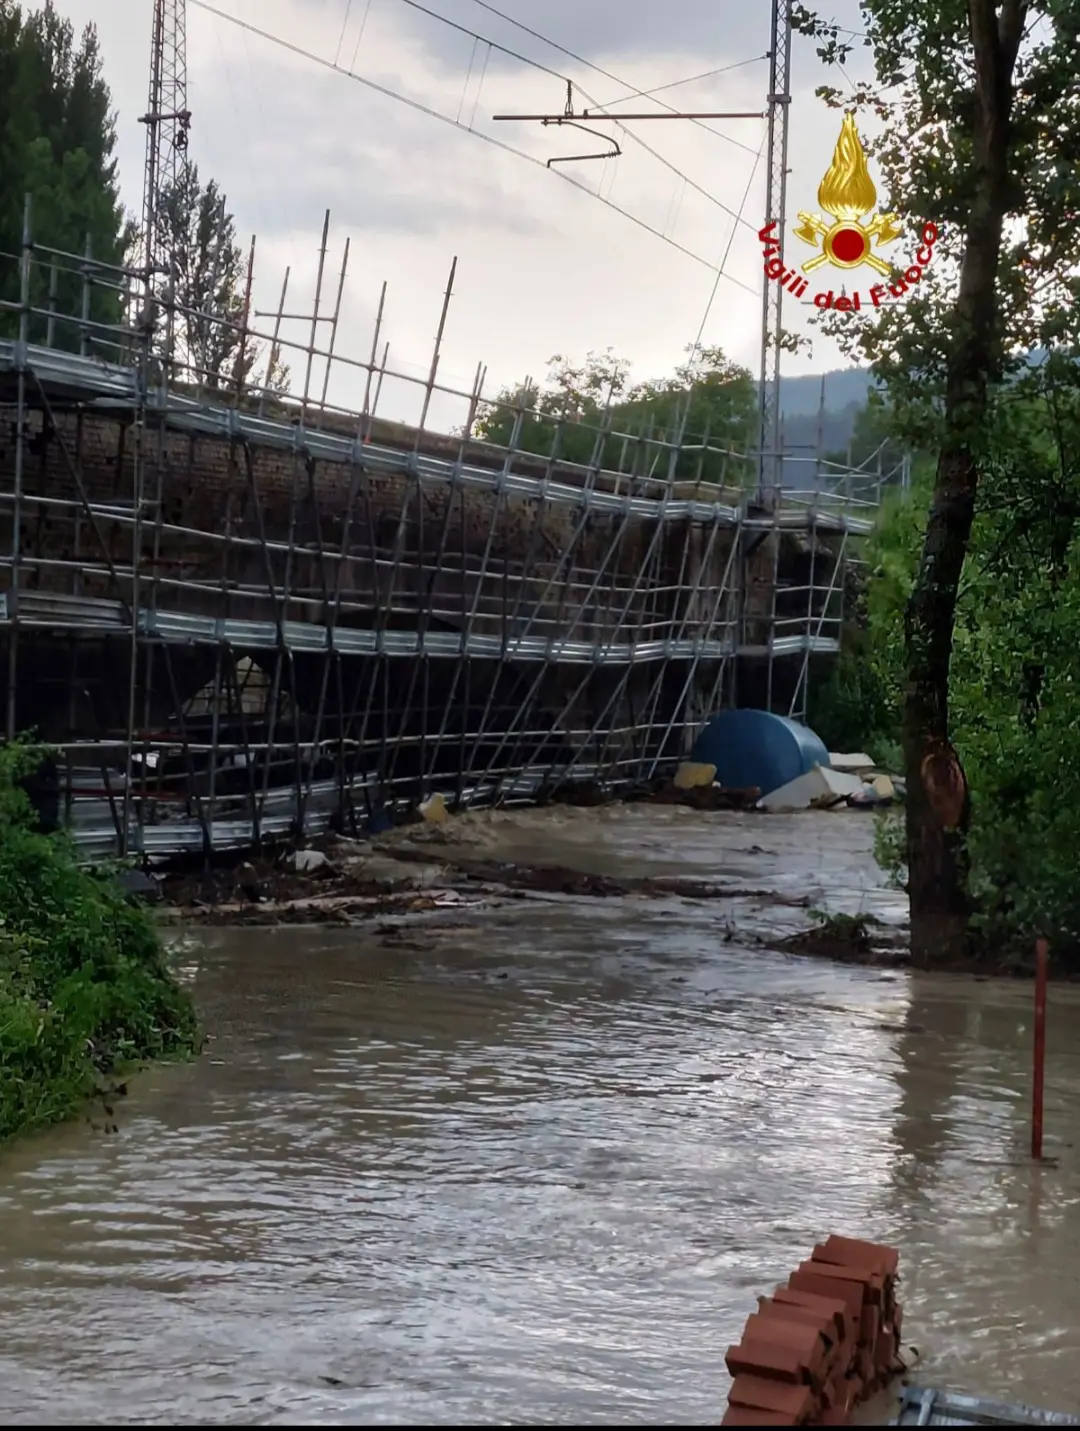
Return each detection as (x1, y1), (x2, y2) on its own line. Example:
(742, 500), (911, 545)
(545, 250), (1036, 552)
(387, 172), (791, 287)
(2, 806), (1080, 1424)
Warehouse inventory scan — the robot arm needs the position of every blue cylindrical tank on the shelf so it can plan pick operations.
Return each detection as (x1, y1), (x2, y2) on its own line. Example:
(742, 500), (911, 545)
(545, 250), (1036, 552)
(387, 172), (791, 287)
(689, 709), (830, 797)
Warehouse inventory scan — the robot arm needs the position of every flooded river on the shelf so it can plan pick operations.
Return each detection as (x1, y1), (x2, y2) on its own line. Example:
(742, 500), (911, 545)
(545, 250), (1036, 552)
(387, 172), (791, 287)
(2, 807), (1080, 1423)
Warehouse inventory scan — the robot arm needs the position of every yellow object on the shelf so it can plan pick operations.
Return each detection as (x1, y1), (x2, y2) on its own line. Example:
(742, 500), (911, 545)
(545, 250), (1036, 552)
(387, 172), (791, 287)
(818, 112), (878, 221)
(419, 793), (449, 825)
(673, 761), (717, 791)
(794, 112), (901, 277)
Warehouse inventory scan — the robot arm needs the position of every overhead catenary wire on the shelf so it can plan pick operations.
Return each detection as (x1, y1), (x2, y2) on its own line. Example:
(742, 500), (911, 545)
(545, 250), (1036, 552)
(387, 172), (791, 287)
(688, 132), (766, 368)
(437, 1), (785, 424)
(392, 0), (764, 229)
(187, 0), (759, 291)
(333, 0), (354, 65)
(465, 0), (767, 156)
(592, 56), (769, 113)
(0, 1), (888, 860)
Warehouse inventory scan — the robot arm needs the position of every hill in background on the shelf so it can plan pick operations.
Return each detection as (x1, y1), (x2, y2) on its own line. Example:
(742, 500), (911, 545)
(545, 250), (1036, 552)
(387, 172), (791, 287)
(779, 367), (877, 417)
(777, 367), (878, 487)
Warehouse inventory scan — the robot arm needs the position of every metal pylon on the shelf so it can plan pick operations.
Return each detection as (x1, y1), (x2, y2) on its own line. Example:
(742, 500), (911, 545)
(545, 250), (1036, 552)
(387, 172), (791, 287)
(138, 0), (190, 337)
(756, 0), (792, 503)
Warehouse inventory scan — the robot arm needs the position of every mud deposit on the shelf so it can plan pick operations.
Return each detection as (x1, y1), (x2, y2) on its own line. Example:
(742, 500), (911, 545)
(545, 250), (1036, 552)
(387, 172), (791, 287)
(160, 804), (901, 954)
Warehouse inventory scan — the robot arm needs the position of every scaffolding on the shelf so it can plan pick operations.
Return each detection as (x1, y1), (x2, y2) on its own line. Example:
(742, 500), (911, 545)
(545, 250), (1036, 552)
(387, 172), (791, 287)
(0, 206), (893, 859)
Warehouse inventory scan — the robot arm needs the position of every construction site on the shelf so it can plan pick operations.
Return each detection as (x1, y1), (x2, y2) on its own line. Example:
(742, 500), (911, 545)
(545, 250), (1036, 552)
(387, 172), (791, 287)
(0, 0), (895, 859)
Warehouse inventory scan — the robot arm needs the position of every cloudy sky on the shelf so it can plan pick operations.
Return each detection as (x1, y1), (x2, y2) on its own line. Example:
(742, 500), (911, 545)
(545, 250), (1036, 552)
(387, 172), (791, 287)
(59, 0), (873, 429)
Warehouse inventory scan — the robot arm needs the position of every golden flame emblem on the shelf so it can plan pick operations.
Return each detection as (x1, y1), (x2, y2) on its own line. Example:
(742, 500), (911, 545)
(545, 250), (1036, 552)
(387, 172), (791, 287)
(793, 113), (902, 275)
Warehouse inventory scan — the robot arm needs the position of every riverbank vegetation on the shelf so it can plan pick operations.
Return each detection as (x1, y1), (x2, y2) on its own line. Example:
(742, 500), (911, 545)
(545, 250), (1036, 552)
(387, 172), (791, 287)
(475, 345), (759, 487)
(794, 0), (1080, 969)
(0, 742), (199, 1145)
(811, 376), (1080, 968)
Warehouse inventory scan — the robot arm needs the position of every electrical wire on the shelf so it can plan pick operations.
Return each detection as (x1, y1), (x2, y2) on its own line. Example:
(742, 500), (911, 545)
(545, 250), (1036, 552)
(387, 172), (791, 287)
(349, 0), (377, 69)
(392, 0), (564, 82)
(688, 132), (766, 367)
(334, 0), (353, 65)
(465, 0), (766, 156)
(187, 0), (760, 292)
(392, 0), (762, 228)
(592, 56), (768, 114)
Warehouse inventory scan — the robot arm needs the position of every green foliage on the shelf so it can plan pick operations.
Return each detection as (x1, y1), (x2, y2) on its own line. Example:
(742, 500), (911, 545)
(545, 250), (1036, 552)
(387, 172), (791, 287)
(824, 390), (907, 482)
(802, 0), (1080, 430)
(474, 345), (757, 487)
(0, 739), (199, 1144)
(872, 810), (907, 890)
(0, 2), (129, 349)
(808, 454), (925, 760)
(843, 377), (1080, 962)
(807, 653), (896, 765)
(154, 159), (290, 395)
(792, 1), (1080, 962)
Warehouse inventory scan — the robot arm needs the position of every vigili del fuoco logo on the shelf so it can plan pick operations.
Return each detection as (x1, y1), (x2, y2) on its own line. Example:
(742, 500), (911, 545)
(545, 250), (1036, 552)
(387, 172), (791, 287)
(759, 111), (938, 311)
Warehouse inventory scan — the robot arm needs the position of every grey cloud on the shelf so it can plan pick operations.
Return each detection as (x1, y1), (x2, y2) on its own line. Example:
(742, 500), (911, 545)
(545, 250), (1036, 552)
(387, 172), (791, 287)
(190, 50), (547, 242)
(299, 0), (774, 78)
(439, 0), (769, 65)
(332, 0), (864, 74)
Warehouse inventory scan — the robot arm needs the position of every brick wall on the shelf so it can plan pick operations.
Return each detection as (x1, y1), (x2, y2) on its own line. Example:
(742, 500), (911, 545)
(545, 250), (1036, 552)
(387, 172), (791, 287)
(0, 401), (840, 653)
(1, 407), (678, 635)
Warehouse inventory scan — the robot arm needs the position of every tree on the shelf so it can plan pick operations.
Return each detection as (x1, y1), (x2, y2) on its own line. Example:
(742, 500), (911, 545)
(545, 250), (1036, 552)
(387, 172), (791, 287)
(824, 392), (910, 483)
(0, 1), (128, 350)
(625, 346), (758, 486)
(795, 1), (1080, 965)
(833, 380), (1080, 964)
(154, 159), (254, 389)
(475, 345), (757, 487)
(151, 157), (291, 397)
(474, 348), (630, 466)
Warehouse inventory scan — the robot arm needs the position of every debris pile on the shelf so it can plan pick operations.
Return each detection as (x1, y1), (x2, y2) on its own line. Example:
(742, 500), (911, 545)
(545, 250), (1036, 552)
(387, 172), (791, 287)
(723, 1235), (903, 1425)
(757, 764), (899, 813)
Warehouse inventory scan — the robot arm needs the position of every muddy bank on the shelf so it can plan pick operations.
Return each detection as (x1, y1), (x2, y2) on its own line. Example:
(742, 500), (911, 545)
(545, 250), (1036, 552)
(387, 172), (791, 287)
(160, 838), (817, 927)
(153, 805), (1062, 979)
(767, 911), (906, 968)
(155, 805), (915, 968)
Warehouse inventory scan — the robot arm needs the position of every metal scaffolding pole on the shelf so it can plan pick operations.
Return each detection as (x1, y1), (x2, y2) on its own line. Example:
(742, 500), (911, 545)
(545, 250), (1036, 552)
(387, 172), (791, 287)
(0, 164), (883, 857)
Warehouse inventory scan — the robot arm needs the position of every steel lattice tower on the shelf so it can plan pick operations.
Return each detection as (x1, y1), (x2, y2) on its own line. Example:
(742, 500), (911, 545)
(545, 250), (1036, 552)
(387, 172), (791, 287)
(757, 0), (792, 501)
(123, 0), (189, 854)
(138, 0), (190, 329)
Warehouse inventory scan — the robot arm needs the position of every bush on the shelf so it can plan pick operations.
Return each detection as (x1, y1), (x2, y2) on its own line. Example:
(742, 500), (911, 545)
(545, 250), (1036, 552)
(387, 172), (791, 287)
(807, 480), (917, 769)
(0, 740), (199, 1143)
(807, 653), (897, 765)
(849, 387), (1080, 967)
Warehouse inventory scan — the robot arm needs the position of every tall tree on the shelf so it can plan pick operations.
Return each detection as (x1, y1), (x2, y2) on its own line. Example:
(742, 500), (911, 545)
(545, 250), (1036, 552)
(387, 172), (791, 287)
(625, 346), (758, 486)
(153, 157), (290, 396)
(0, 0), (128, 350)
(796, 0), (1080, 965)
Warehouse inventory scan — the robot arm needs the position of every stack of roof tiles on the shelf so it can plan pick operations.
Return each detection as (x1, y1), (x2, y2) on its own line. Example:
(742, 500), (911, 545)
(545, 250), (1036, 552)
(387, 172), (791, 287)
(722, 1235), (903, 1426)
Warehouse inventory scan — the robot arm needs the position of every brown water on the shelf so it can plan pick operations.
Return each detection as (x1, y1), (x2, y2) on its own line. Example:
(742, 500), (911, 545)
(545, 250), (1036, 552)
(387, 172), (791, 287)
(2, 807), (1080, 1424)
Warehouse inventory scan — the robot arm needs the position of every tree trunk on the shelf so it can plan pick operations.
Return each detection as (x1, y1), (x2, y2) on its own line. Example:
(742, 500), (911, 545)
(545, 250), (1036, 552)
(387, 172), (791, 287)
(903, 0), (1027, 967)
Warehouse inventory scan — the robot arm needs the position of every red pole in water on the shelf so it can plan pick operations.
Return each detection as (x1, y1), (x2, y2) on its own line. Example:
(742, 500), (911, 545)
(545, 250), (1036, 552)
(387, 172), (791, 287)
(1032, 937), (1049, 1161)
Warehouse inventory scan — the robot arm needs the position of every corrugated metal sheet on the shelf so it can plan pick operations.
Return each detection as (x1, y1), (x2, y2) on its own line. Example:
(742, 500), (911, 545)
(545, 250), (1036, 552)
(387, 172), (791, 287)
(0, 591), (842, 661)
(892, 1386), (1078, 1426)
(62, 766), (594, 859)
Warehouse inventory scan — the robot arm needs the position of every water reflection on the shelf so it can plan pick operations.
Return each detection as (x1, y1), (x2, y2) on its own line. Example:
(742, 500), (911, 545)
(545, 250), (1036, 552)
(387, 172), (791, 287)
(0, 809), (1078, 1424)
